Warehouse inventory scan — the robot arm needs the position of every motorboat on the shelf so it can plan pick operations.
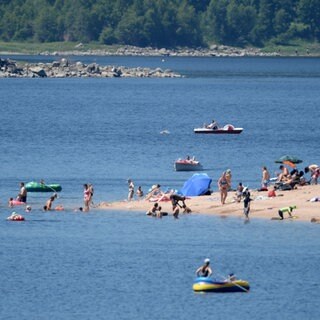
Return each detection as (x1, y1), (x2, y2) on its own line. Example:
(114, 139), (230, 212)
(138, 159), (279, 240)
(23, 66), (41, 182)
(174, 158), (203, 171)
(194, 124), (243, 134)
(193, 277), (250, 293)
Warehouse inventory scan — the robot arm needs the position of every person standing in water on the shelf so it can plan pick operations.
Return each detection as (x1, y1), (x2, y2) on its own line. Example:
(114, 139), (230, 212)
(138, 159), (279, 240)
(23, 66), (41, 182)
(83, 184), (91, 211)
(17, 182), (27, 203)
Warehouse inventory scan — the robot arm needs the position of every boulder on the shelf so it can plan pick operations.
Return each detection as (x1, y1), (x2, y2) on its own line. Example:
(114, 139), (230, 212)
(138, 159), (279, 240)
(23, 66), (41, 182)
(86, 63), (100, 74)
(29, 66), (47, 78)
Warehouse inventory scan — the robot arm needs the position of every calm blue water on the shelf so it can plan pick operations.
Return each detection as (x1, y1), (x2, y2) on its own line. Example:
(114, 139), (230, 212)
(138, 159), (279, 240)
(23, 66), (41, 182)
(1, 56), (320, 319)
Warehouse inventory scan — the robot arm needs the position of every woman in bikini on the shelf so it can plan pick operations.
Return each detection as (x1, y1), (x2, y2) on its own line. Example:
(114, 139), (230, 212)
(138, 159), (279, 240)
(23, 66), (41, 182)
(218, 171), (230, 205)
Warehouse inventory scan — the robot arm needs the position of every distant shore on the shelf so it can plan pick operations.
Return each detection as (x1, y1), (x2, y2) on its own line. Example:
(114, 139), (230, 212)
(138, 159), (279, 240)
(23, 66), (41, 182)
(0, 44), (318, 58)
(97, 184), (320, 223)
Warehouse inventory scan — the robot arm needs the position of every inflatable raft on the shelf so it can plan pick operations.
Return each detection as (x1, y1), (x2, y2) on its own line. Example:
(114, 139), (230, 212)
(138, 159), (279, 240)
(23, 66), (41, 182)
(193, 277), (250, 293)
(25, 181), (62, 192)
(7, 213), (25, 221)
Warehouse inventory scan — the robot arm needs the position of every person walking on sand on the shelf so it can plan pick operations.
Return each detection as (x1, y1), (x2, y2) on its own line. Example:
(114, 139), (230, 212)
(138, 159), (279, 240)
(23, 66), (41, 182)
(261, 166), (270, 189)
(17, 182), (27, 203)
(242, 187), (252, 218)
(127, 179), (135, 201)
(196, 258), (213, 278)
(83, 184), (91, 211)
(218, 172), (229, 205)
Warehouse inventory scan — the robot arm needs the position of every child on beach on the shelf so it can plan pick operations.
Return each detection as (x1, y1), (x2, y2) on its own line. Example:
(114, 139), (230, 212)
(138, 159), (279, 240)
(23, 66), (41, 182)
(236, 182), (244, 202)
(278, 205), (296, 219)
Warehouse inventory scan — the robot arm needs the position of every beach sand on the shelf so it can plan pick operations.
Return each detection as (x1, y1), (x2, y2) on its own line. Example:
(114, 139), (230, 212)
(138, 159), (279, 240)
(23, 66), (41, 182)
(98, 185), (320, 223)
(97, 185), (320, 223)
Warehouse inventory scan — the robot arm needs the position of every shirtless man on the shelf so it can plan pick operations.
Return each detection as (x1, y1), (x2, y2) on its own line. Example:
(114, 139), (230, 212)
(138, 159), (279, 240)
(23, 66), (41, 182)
(277, 165), (290, 182)
(261, 166), (270, 188)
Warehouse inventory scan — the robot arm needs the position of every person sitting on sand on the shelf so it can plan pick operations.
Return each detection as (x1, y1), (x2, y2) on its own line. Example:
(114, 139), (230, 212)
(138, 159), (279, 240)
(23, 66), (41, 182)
(304, 164), (320, 184)
(196, 258), (213, 277)
(145, 184), (162, 200)
(236, 182), (244, 202)
(146, 203), (159, 216)
(268, 186), (277, 197)
(136, 186), (144, 198)
(277, 165), (290, 182)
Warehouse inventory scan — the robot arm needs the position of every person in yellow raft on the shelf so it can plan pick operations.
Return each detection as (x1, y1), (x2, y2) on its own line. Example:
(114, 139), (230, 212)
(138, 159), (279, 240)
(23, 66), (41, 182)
(278, 205), (297, 220)
(196, 258), (213, 278)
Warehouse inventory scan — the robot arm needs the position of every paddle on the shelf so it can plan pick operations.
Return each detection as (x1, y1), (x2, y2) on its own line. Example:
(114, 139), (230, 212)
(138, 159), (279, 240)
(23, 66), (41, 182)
(40, 180), (59, 198)
(216, 272), (249, 293)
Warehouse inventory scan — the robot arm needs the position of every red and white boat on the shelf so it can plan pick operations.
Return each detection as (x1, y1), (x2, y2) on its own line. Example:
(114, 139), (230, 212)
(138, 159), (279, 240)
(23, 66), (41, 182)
(194, 124), (243, 134)
(174, 158), (203, 171)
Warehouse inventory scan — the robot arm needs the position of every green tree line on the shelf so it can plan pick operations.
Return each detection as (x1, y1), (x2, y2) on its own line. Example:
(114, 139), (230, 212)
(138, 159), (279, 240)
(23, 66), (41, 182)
(0, 0), (319, 47)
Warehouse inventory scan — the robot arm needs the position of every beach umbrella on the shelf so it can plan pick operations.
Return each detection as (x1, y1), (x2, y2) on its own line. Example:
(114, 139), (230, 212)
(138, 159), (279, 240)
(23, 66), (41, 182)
(275, 155), (303, 164)
(179, 173), (212, 196)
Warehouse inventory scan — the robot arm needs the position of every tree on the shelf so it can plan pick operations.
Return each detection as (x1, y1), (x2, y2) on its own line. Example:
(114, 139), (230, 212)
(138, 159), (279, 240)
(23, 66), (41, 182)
(298, 0), (320, 40)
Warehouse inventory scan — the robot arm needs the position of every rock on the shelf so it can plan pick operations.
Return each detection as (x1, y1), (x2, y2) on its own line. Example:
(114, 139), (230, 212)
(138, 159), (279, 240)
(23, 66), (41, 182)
(86, 63), (100, 74)
(29, 66), (47, 77)
(52, 61), (60, 68)
(311, 218), (320, 223)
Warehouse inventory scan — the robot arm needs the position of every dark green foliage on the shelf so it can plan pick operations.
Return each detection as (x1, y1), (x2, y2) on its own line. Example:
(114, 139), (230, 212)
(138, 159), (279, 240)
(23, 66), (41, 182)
(0, 0), (318, 47)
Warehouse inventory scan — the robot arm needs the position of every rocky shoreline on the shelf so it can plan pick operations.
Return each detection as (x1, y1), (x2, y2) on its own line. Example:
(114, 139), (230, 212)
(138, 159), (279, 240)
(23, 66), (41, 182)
(37, 44), (275, 57)
(0, 57), (182, 78)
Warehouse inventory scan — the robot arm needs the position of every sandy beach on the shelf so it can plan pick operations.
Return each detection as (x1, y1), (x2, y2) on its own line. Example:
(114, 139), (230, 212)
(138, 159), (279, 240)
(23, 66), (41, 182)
(98, 184), (320, 223)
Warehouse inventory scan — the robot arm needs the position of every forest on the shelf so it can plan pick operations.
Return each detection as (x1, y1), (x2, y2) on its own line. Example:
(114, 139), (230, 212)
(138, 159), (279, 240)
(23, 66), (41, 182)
(0, 0), (319, 48)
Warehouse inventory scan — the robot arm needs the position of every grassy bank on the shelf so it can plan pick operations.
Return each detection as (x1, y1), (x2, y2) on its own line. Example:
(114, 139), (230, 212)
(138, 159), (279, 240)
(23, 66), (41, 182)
(261, 39), (320, 56)
(0, 41), (120, 54)
(0, 40), (319, 56)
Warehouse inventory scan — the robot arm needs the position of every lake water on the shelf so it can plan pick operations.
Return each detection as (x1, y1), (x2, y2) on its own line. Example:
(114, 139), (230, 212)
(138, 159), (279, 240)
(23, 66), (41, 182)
(0, 56), (319, 319)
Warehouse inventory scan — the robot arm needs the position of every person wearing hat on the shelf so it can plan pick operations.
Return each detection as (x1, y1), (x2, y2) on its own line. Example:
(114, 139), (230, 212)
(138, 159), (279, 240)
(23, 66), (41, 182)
(196, 258), (213, 278)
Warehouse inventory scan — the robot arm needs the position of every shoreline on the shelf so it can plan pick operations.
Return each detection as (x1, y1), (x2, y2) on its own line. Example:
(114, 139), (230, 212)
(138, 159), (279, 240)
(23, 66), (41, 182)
(0, 44), (319, 58)
(97, 184), (320, 223)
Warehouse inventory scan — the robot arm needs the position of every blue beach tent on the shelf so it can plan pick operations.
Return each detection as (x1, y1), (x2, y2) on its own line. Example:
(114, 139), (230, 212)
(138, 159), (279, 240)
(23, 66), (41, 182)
(179, 173), (212, 196)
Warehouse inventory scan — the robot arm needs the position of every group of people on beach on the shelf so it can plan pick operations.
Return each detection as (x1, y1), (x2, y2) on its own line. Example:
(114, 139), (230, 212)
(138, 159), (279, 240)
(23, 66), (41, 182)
(146, 193), (192, 219)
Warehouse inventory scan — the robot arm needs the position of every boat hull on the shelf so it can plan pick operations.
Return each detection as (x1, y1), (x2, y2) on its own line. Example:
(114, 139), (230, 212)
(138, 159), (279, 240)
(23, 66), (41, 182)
(193, 277), (250, 293)
(25, 182), (62, 192)
(194, 128), (243, 134)
(174, 161), (203, 171)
